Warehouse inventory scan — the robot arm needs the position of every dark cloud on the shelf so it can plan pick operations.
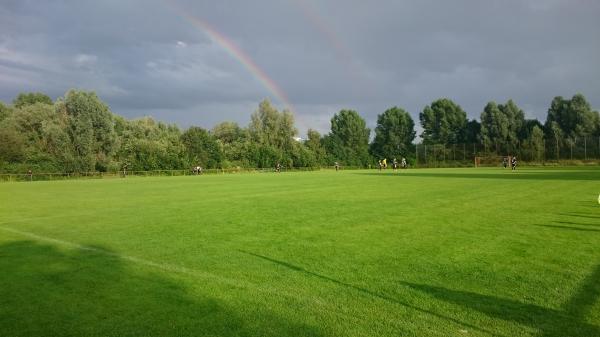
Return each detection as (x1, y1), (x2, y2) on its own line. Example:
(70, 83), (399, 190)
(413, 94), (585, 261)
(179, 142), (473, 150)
(1, 0), (599, 136)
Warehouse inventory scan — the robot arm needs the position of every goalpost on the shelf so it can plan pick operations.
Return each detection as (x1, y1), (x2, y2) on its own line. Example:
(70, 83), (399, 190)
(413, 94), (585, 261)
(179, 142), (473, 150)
(474, 156), (511, 168)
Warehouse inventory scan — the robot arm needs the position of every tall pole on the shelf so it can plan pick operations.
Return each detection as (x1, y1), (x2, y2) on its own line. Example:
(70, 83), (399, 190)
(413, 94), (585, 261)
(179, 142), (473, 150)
(415, 144), (418, 168)
(453, 144), (456, 161)
(570, 142), (573, 160)
(443, 144), (446, 163)
(543, 139), (546, 163)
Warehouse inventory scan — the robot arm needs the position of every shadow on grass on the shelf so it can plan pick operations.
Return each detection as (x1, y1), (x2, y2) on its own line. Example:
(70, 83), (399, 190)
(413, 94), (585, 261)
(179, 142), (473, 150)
(239, 250), (506, 337)
(534, 224), (600, 232)
(559, 213), (600, 220)
(401, 264), (600, 337)
(575, 200), (600, 208)
(0, 241), (323, 337)
(241, 250), (600, 337)
(555, 220), (600, 228)
(355, 170), (599, 181)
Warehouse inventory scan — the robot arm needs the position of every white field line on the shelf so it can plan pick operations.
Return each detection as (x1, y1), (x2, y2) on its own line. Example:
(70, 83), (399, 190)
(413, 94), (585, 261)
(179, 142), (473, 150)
(0, 226), (358, 321)
(0, 225), (247, 287)
(0, 224), (320, 319)
(0, 225), (503, 336)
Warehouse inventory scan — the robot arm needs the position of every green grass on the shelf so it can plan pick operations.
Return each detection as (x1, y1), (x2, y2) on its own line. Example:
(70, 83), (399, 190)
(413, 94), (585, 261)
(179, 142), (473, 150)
(1, 167), (599, 337)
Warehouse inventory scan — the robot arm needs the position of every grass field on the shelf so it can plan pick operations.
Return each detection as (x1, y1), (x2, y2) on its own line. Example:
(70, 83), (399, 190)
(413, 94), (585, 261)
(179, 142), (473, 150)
(1, 167), (599, 337)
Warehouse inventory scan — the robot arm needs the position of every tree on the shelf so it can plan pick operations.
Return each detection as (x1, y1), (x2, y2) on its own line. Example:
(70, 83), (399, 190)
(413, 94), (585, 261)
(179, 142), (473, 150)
(463, 119), (481, 144)
(545, 94), (597, 140)
(0, 101), (11, 122)
(370, 106), (415, 159)
(289, 140), (319, 168)
(480, 101), (508, 147)
(305, 129), (327, 165)
(13, 92), (53, 108)
(0, 122), (26, 163)
(12, 103), (57, 145)
(500, 99), (525, 145)
(519, 119), (544, 141)
(546, 121), (563, 159)
(116, 117), (186, 171)
(249, 99), (297, 148)
(181, 127), (223, 168)
(277, 109), (297, 152)
(419, 98), (467, 144)
(480, 100), (525, 152)
(0, 101), (75, 171)
(63, 90), (117, 171)
(326, 109), (370, 166)
(212, 121), (244, 144)
(527, 125), (545, 162)
(212, 121), (249, 168)
(248, 99), (298, 167)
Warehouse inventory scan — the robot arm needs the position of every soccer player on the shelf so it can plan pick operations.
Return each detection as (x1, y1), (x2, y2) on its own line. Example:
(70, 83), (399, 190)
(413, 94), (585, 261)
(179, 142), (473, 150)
(275, 162), (281, 173)
(502, 157), (508, 169)
(382, 158), (387, 169)
(511, 156), (517, 170)
(401, 157), (407, 169)
(378, 160), (382, 171)
(334, 161), (340, 171)
(392, 158), (398, 171)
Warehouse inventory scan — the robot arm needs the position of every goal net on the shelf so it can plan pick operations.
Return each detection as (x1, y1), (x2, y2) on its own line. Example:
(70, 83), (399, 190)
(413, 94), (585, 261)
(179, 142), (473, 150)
(474, 156), (511, 168)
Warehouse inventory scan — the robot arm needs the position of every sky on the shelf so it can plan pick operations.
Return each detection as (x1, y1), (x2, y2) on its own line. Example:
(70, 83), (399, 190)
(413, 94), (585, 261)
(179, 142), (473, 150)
(1, 0), (599, 137)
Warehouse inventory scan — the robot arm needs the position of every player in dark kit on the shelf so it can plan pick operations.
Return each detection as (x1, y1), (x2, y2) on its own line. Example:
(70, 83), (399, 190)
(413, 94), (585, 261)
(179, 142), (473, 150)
(502, 157), (508, 169)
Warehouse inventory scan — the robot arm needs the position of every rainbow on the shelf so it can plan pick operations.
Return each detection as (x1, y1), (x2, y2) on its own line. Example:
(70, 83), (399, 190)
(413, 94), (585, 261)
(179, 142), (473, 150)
(291, 0), (366, 83)
(164, 0), (296, 115)
(291, 0), (352, 67)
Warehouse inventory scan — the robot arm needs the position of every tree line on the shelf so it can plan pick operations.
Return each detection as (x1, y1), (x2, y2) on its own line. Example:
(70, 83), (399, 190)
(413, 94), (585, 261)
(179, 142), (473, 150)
(0, 90), (598, 173)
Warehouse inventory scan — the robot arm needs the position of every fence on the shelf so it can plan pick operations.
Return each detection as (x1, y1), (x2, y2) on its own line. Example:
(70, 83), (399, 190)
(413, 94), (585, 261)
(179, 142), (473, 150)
(415, 136), (600, 167)
(0, 165), (366, 183)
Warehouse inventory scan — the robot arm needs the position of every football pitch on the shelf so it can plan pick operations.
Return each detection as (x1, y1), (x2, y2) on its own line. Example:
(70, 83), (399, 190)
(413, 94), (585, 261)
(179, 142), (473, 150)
(1, 167), (599, 337)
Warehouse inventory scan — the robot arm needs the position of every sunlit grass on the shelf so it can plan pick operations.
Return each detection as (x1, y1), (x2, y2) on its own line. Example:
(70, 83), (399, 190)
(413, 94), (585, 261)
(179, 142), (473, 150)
(1, 167), (599, 336)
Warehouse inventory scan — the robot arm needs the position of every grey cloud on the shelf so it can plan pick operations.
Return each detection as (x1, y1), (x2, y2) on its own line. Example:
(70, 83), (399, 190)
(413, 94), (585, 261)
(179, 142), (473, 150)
(1, 0), (599, 136)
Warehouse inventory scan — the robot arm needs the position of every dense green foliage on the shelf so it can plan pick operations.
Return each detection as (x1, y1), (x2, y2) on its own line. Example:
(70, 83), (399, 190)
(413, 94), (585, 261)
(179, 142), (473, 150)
(1, 90), (599, 173)
(1, 168), (599, 336)
(12, 92), (53, 109)
(370, 106), (415, 160)
(324, 109), (371, 166)
(480, 100), (525, 147)
(463, 119), (481, 144)
(181, 127), (223, 169)
(545, 94), (599, 141)
(419, 98), (469, 144)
